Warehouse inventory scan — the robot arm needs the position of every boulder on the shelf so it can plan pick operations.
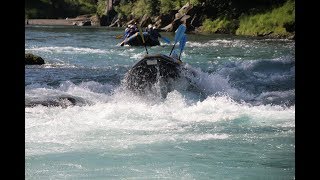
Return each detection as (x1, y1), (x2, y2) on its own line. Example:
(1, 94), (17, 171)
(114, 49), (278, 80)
(159, 3), (195, 32)
(161, 15), (189, 32)
(161, 23), (174, 32)
(25, 53), (45, 65)
(140, 14), (153, 28)
(99, 8), (117, 26)
(178, 2), (192, 15)
(126, 19), (137, 27)
(184, 5), (206, 31)
(153, 10), (177, 29)
(90, 15), (100, 26)
(78, 20), (91, 26)
(25, 95), (90, 108)
(109, 18), (121, 27)
(175, 3), (193, 20)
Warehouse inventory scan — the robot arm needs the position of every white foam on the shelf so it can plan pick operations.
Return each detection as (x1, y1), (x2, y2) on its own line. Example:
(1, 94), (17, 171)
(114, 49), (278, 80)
(129, 51), (145, 60)
(25, 46), (110, 54)
(25, 86), (294, 156)
(180, 64), (255, 101)
(187, 39), (251, 48)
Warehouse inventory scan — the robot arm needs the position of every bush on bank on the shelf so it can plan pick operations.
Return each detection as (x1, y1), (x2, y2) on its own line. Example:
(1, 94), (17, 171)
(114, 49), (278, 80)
(236, 0), (295, 36)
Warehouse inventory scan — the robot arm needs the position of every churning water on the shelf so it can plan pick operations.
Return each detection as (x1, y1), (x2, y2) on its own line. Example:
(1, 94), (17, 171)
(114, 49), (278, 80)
(25, 26), (295, 179)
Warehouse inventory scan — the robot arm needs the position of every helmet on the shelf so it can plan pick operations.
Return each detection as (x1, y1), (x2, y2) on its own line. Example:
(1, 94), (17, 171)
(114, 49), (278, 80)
(148, 24), (152, 29)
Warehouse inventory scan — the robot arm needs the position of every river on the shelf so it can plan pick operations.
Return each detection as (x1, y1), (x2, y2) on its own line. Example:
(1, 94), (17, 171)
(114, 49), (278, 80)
(25, 25), (295, 179)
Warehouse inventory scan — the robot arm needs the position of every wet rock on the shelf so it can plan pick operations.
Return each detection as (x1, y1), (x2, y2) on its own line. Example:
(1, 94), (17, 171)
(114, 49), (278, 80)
(25, 53), (45, 65)
(25, 95), (90, 108)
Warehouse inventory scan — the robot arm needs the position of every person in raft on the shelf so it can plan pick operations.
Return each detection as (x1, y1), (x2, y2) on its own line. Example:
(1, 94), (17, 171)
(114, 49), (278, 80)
(146, 24), (162, 42)
(124, 24), (138, 39)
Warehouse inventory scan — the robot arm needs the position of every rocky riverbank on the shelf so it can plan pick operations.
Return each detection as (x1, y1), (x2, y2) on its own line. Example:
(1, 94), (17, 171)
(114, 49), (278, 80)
(26, 14), (100, 26)
(25, 2), (294, 39)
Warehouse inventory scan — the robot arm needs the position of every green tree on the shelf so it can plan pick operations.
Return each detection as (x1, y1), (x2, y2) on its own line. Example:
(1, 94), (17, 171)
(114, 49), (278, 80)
(160, 0), (175, 14)
(148, 0), (160, 15)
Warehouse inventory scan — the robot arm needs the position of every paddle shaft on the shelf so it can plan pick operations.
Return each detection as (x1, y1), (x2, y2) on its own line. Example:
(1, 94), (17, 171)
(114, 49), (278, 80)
(138, 25), (148, 54)
(178, 34), (187, 60)
(169, 42), (177, 56)
(141, 33), (148, 54)
(144, 43), (149, 54)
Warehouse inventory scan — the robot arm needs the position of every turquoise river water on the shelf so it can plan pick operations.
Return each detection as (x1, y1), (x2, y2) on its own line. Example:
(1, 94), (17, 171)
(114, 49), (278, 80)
(25, 25), (295, 179)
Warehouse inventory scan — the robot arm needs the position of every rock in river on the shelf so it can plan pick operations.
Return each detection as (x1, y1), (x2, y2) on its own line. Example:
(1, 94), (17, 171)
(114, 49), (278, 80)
(25, 53), (45, 65)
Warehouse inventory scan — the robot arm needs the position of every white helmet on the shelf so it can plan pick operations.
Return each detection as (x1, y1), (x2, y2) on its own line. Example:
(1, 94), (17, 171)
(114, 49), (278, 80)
(148, 24), (152, 29)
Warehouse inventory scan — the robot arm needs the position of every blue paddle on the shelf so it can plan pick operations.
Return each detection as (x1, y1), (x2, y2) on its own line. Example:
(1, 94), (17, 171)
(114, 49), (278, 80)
(161, 36), (171, 44)
(169, 24), (186, 56)
(178, 34), (187, 60)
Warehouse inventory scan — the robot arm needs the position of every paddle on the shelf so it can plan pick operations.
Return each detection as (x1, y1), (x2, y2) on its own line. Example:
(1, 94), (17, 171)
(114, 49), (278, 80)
(160, 36), (171, 44)
(169, 24), (186, 56)
(138, 25), (148, 54)
(178, 34), (187, 60)
(116, 34), (123, 39)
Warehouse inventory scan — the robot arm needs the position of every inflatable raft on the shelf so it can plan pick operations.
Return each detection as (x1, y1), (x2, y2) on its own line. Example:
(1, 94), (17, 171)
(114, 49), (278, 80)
(120, 32), (160, 46)
(124, 54), (182, 93)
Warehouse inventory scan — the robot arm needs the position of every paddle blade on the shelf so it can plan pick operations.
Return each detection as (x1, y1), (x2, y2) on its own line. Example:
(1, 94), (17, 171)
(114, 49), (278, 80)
(138, 25), (145, 43)
(116, 34), (123, 39)
(179, 34), (187, 52)
(174, 24), (186, 43)
(161, 36), (171, 44)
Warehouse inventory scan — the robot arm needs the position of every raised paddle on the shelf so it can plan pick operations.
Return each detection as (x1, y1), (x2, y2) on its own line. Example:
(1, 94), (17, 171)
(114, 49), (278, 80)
(169, 24), (186, 56)
(178, 34), (187, 60)
(138, 24), (148, 54)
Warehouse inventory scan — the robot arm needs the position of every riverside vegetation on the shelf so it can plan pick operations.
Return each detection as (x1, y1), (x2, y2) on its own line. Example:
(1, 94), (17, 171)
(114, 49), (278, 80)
(25, 0), (295, 38)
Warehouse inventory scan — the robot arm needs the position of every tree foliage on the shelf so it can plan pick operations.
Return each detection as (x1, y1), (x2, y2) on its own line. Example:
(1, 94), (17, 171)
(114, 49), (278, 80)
(25, 0), (295, 37)
(25, 0), (97, 18)
(96, 0), (106, 17)
(236, 0), (295, 36)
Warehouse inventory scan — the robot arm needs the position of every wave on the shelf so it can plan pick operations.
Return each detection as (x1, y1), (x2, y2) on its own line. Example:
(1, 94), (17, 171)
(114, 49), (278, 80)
(175, 56), (295, 106)
(25, 46), (111, 54)
(25, 81), (115, 107)
(187, 39), (294, 49)
(187, 39), (252, 48)
(25, 87), (294, 156)
(25, 53), (295, 108)
(25, 81), (295, 124)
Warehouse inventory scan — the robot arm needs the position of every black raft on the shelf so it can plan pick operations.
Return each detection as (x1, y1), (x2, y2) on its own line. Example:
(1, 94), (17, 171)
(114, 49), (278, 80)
(124, 54), (182, 93)
(120, 32), (160, 46)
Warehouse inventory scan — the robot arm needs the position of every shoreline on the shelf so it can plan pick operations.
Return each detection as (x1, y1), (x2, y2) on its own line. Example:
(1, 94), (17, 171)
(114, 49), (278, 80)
(25, 19), (294, 40)
(25, 18), (92, 26)
(26, 19), (74, 26)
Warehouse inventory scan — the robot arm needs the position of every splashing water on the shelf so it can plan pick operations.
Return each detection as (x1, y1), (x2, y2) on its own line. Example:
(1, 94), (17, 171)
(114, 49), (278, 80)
(25, 26), (295, 179)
